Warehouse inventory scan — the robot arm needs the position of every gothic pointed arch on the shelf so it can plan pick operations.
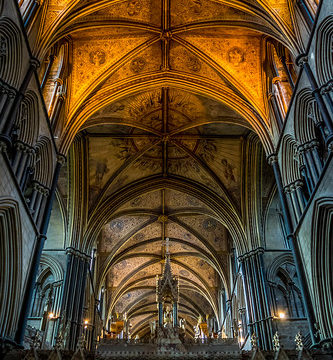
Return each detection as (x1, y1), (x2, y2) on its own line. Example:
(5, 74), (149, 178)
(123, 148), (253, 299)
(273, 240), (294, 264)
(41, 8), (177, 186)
(280, 135), (301, 187)
(0, 17), (22, 88)
(15, 90), (40, 146)
(312, 197), (333, 341)
(34, 136), (54, 188)
(0, 198), (22, 339)
(294, 89), (322, 145)
(316, 15), (333, 85)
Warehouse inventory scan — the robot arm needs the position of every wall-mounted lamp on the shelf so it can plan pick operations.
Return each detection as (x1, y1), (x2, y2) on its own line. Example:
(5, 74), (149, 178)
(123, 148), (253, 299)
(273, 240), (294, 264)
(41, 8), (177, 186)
(278, 312), (285, 319)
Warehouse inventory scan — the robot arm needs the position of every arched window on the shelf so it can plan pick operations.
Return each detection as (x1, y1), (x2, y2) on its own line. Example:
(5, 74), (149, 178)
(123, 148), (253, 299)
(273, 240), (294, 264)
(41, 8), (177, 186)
(312, 198), (333, 341)
(316, 16), (333, 86)
(0, 18), (22, 88)
(280, 136), (307, 224)
(295, 89), (325, 194)
(267, 256), (305, 319)
(0, 199), (22, 339)
(11, 91), (40, 190)
(25, 137), (54, 225)
(30, 271), (55, 318)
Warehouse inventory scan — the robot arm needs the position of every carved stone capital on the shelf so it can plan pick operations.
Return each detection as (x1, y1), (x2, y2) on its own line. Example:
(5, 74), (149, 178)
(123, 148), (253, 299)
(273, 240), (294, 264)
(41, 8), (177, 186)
(54, 78), (63, 86)
(56, 153), (66, 166)
(0, 140), (8, 153)
(295, 54), (308, 68)
(30, 57), (40, 70)
(267, 153), (278, 165)
(238, 247), (264, 262)
(319, 80), (333, 95)
(272, 76), (282, 84)
(65, 247), (91, 262)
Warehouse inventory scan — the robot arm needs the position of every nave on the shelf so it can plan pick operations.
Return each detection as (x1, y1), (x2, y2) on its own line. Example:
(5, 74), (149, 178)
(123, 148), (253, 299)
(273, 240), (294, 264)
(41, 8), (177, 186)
(0, 0), (333, 359)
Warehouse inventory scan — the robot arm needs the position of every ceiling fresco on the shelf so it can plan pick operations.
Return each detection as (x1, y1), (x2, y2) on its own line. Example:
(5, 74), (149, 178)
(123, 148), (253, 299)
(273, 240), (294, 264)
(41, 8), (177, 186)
(41, 0), (294, 338)
(94, 183), (233, 337)
(85, 87), (247, 335)
(32, 0), (304, 152)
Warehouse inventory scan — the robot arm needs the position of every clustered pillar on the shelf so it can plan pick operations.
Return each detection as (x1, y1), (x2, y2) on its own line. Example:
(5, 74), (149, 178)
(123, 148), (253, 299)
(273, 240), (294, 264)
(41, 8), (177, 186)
(268, 154), (320, 345)
(59, 247), (90, 351)
(239, 248), (273, 350)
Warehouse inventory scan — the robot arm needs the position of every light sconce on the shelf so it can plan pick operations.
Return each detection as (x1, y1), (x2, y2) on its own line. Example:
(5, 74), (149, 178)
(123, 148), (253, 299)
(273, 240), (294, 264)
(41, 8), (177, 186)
(278, 312), (286, 319)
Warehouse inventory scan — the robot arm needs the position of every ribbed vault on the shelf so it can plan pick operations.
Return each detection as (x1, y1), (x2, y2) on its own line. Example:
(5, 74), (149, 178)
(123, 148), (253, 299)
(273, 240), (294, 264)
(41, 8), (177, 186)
(33, 0), (304, 154)
(41, 0), (299, 341)
(78, 87), (253, 338)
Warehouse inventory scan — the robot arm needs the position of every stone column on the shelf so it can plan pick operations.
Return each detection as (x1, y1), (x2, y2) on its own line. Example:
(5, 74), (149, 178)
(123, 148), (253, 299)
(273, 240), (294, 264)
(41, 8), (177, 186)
(158, 302), (163, 327)
(60, 247), (90, 351)
(0, 58), (39, 149)
(173, 302), (178, 327)
(299, 140), (323, 189)
(296, 0), (314, 28)
(273, 77), (288, 115)
(0, 83), (16, 134)
(280, 56), (295, 89)
(268, 93), (284, 131)
(14, 154), (66, 345)
(41, 55), (55, 90)
(239, 248), (273, 350)
(320, 81), (333, 117)
(268, 154), (320, 346)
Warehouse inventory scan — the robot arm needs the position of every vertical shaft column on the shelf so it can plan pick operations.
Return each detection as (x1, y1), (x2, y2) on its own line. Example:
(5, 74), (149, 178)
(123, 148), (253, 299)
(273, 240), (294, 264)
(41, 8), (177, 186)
(158, 302), (163, 327)
(173, 302), (178, 327)
(14, 154), (66, 345)
(268, 154), (320, 345)
(281, 56), (295, 90)
(0, 59), (39, 148)
(239, 249), (273, 350)
(296, 55), (333, 146)
(60, 247), (90, 351)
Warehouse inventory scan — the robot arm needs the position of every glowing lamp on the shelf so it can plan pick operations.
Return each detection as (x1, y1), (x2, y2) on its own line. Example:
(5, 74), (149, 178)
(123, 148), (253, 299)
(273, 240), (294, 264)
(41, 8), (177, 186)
(278, 312), (285, 319)
(48, 313), (54, 319)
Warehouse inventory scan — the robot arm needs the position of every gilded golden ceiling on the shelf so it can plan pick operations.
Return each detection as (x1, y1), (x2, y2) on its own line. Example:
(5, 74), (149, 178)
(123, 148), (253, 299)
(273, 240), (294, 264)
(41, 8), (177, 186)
(34, 0), (304, 153)
(41, 0), (292, 337)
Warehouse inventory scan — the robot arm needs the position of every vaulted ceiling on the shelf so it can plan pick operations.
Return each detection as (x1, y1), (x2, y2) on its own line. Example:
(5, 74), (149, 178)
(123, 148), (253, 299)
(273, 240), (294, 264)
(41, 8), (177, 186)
(42, 0), (290, 339)
(34, 0), (302, 153)
(83, 88), (248, 338)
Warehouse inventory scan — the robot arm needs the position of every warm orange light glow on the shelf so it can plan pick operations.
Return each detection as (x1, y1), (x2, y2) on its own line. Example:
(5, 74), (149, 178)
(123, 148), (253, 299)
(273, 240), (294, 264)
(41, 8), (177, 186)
(84, 320), (88, 324)
(279, 312), (286, 319)
(49, 313), (54, 318)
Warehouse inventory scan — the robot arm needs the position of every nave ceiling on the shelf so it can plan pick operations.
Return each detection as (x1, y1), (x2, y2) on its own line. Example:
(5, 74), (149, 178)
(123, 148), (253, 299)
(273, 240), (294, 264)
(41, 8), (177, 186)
(33, 0), (301, 152)
(39, 0), (287, 339)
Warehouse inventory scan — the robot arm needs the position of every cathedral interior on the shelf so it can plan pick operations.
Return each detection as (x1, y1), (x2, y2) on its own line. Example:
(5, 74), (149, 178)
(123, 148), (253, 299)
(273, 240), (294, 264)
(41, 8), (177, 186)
(0, 0), (333, 359)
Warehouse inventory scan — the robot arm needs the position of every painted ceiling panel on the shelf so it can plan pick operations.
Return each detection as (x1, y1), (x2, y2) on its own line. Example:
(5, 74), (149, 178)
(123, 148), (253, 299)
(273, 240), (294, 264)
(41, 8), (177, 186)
(181, 31), (264, 109)
(92, 0), (162, 26)
(103, 42), (162, 85)
(169, 42), (224, 84)
(100, 215), (153, 252)
(175, 214), (229, 253)
(109, 257), (159, 287)
(115, 190), (163, 213)
(70, 30), (155, 108)
(164, 189), (208, 212)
